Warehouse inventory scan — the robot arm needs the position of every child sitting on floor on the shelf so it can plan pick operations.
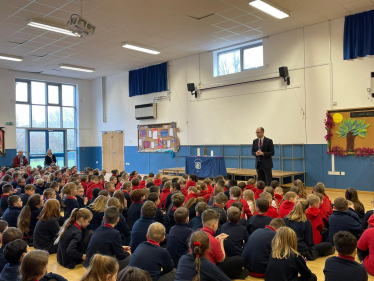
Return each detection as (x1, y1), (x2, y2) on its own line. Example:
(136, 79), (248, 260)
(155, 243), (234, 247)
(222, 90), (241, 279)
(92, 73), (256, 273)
(127, 189), (146, 230)
(209, 193), (228, 229)
(0, 239), (28, 280)
(62, 183), (79, 221)
(306, 194), (329, 245)
(226, 186), (252, 219)
(254, 181), (265, 200)
(247, 198), (273, 235)
(2, 195), (22, 228)
(81, 254), (118, 281)
(260, 192), (279, 219)
(243, 189), (255, 216)
(189, 202), (209, 230)
(279, 191), (298, 219)
(164, 193), (185, 233)
(274, 186), (284, 206)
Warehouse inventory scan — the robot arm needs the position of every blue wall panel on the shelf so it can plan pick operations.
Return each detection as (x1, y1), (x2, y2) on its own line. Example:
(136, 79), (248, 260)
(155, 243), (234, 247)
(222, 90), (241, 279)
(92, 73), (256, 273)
(124, 146), (149, 174)
(223, 146), (238, 156)
(206, 146), (221, 156)
(149, 152), (177, 175)
(225, 157), (239, 168)
(78, 147), (102, 171)
(0, 149), (17, 167)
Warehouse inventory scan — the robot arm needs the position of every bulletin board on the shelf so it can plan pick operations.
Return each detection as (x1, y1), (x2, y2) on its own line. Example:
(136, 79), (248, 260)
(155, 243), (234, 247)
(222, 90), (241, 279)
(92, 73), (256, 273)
(137, 122), (180, 153)
(326, 107), (374, 156)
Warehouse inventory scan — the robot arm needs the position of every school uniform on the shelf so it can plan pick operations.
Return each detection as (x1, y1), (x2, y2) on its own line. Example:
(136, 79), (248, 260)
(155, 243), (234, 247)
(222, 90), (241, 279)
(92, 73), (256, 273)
(33, 218), (60, 254)
(153, 207), (164, 224)
(16, 184), (25, 195)
(63, 197), (80, 221)
(265, 252), (317, 281)
(26, 176), (34, 185)
(1, 206), (22, 227)
(127, 201), (144, 230)
(23, 207), (42, 243)
(246, 184), (257, 193)
(115, 214), (131, 246)
(81, 181), (88, 194)
(20, 193), (30, 206)
(279, 200), (295, 219)
(347, 207), (362, 223)
(130, 216), (155, 253)
(324, 254), (367, 281)
(328, 210), (363, 245)
(85, 206), (104, 232)
(184, 193), (198, 203)
(84, 224), (130, 269)
(199, 190), (210, 203)
(254, 189), (264, 200)
(357, 227), (374, 275)
(57, 223), (85, 269)
(221, 222), (249, 257)
(164, 208), (176, 233)
(0, 262), (21, 281)
(0, 195), (9, 212)
(0, 247), (6, 272)
(226, 199), (252, 218)
(165, 191), (182, 210)
(123, 191), (132, 210)
(154, 179), (162, 186)
(306, 206), (325, 244)
(186, 181), (196, 189)
(35, 185), (44, 195)
(186, 201), (198, 221)
(175, 255), (231, 281)
(10, 180), (18, 189)
(362, 209), (373, 229)
(40, 272), (68, 281)
(239, 217), (247, 228)
(242, 226), (276, 277)
(209, 205), (227, 227)
(129, 240), (175, 281)
(189, 215), (203, 230)
(265, 205), (280, 218)
(167, 223), (193, 267)
(85, 183), (103, 201)
(274, 193), (283, 205)
(76, 195), (87, 208)
(160, 188), (170, 208)
(247, 214), (273, 235)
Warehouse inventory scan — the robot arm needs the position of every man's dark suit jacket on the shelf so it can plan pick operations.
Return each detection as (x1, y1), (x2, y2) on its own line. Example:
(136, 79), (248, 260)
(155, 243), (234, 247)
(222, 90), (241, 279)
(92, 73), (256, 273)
(251, 137), (274, 170)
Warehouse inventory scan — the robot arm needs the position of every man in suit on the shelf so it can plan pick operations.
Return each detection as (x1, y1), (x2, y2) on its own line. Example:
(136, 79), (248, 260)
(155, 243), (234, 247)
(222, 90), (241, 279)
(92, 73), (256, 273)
(251, 127), (274, 186)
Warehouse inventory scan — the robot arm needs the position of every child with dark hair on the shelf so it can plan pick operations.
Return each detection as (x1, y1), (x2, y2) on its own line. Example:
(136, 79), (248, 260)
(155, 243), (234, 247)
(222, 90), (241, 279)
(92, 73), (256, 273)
(189, 202), (209, 230)
(85, 206), (131, 270)
(209, 193), (228, 229)
(20, 184), (35, 207)
(247, 198), (273, 235)
(86, 175), (103, 201)
(89, 187), (101, 204)
(254, 181), (265, 199)
(0, 184), (13, 213)
(325, 231), (367, 281)
(0, 221), (8, 244)
(127, 189), (146, 230)
(147, 192), (164, 224)
(61, 183), (79, 221)
(167, 207), (193, 267)
(186, 174), (197, 189)
(0, 227), (23, 272)
(106, 198), (131, 246)
(221, 207), (249, 257)
(164, 193), (185, 233)
(118, 266), (152, 281)
(0, 239), (28, 280)
(129, 222), (175, 281)
(2, 195), (22, 228)
(175, 231), (231, 281)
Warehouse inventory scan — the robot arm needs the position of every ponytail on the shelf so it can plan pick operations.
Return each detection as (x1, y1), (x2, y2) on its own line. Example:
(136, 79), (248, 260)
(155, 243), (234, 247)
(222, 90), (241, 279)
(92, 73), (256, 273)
(189, 231), (209, 281)
(286, 199), (308, 222)
(192, 242), (202, 281)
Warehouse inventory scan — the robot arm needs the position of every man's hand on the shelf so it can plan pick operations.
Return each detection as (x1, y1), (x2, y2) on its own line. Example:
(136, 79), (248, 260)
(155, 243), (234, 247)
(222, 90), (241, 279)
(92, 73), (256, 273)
(256, 150), (264, 156)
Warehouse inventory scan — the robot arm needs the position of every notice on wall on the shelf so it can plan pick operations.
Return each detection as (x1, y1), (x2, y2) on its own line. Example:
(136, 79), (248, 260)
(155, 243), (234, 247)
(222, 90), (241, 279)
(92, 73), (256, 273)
(152, 129), (158, 140)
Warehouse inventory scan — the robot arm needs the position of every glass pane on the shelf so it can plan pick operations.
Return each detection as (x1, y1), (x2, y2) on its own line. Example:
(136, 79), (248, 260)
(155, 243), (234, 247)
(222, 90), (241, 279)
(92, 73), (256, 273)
(16, 104), (30, 127)
(16, 82), (28, 102)
(67, 151), (76, 167)
(49, 132), (64, 154)
(31, 81), (46, 105)
(48, 106), (61, 128)
(16, 129), (26, 152)
(32, 105), (46, 128)
(67, 129), (75, 150)
(62, 85), (75, 106)
(30, 158), (45, 168)
(63, 107), (75, 128)
(218, 49), (240, 76)
(243, 45), (264, 70)
(56, 157), (65, 167)
(48, 85), (59, 104)
(29, 131), (46, 155)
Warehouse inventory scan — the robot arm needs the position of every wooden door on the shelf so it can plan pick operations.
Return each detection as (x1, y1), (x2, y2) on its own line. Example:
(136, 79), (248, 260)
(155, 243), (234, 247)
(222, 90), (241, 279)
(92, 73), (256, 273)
(102, 131), (124, 172)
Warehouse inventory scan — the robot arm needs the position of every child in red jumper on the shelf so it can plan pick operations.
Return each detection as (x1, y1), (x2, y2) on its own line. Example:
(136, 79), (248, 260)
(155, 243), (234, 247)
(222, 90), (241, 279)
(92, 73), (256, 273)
(279, 191), (298, 219)
(260, 192), (279, 219)
(254, 181), (265, 200)
(204, 178), (213, 195)
(243, 190), (255, 216)
(226, 186), (252, 219)
(199, 183), (210, 203)
(139, 175), (147, 189)
(129, 171), (138, 181)
(274, 186), (284, 207)
(306, 194), (326, 245)
(179, 178), (188, 197)
(186, 174), (197, 189)
(131, 178), (140, 190)
(80, 175), (88, 195)
(160, 181), (172, 209)
(86, 176), (103, 201)
(153, 173), (162, 187)
(246, 178), (257, 193)
(313, 183), (333, 219)
(184, 186), (199, 203)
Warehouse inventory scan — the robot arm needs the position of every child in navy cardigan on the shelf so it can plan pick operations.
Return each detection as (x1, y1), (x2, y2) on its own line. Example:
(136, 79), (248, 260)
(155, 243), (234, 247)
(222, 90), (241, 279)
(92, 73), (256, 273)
(127, 189), (146, 230)
(147, 192), (164, 224)
(2, 195), (22, 228)
(325, 231), (367, 281)
(0, 184), (13, 214)
(86, 195), (107, 232)
(0, 227), (23, 272)
(247, 198), (273, 235)
(175, 230), (231, 281)
(0, 239), (28, 281)
(62, 183), (80, 221)
(20, 184), (35, 207)
(57, 208), (93, 269)
(129, 222), (175, 281)
(189, 202), (209, 231)
(76, 186), (88, 208)
(221, 206), (249, 257)
(130, 201), (156, 253)
(164, 193), (185, 233)
(209, 193), (228, 228)
(242, 218), (285, 278)
(167, 207), (193, 267)
(84, 206), (131, 270)
(106, 197), (130, 246)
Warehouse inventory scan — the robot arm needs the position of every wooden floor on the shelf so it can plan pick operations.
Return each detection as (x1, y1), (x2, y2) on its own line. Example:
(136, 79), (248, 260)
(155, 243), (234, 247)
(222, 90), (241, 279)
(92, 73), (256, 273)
(44, 187), (374, 281)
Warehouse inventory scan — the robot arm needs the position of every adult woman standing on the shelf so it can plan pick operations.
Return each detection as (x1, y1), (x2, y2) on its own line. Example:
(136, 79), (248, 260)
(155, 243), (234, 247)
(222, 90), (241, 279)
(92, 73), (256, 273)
(45, 149), (57, 167)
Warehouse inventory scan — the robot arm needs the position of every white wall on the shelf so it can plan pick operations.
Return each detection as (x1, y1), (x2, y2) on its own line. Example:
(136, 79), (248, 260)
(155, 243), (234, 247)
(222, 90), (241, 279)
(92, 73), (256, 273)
(0, 69), (93, 149)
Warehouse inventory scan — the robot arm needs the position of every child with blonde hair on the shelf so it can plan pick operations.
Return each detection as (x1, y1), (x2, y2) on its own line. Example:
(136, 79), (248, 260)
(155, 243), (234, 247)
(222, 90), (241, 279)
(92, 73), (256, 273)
(243, 189), (255, 216)
(81, 254), (118, 281)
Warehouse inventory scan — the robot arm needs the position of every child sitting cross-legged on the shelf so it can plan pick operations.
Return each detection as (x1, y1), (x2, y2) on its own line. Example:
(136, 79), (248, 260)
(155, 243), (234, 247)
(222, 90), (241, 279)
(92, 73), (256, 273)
(247, 198), (273, 235)
(175, 230), (231, 281)
(209, 193), (228, 229)
(226, 186), (252, 219)
(306, 194), (329, 245)
(129, 222), (175, 281)
(279, 191), (298, 219)
(106, 197), (130, 246)
(86, 195), (108, 232)
(0, 239), (29, 280)
(260, 192), (279, 218)
(127, 189), (146, 230)
(189, 202), (209, 231)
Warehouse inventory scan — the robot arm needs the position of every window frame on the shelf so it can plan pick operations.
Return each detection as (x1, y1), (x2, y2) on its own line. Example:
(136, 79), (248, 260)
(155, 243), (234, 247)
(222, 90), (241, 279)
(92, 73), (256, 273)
(216, 41), (264, 77)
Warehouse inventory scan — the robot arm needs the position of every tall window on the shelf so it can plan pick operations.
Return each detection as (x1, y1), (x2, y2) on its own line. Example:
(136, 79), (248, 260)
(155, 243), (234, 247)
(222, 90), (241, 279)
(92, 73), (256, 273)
(216, 41), (264, 77)
(15, 79), (77, 167)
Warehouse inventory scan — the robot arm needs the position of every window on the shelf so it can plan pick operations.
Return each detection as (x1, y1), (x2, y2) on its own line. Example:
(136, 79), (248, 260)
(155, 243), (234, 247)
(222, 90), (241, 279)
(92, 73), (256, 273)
(216, 41), (263, 77)
(15, 79), (77, 167)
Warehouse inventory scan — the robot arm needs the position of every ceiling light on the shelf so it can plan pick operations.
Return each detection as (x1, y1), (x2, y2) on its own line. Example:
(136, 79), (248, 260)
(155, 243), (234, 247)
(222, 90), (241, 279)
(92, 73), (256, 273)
(249, 0), (289, 19)
(122, 42), (160, 55)
(27, 19), (81, 37)
(0, 54), (23, 61)
(59, 64), (95, 72)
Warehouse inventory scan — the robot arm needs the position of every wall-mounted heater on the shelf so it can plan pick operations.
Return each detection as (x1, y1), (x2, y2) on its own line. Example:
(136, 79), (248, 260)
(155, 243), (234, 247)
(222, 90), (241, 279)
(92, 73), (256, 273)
(135, 103), (157, 120)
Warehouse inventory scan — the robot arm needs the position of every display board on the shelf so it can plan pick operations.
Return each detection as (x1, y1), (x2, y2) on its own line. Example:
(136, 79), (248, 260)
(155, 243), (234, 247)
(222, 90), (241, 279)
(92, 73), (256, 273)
(137, 122), (180, 153)
(326, 107), (374, 156)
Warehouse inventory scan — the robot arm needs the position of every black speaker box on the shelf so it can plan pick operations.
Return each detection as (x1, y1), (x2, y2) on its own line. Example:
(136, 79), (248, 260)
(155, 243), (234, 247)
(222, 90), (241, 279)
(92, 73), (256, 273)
(187, 83), (195, 92)
(279, 66), (289, 78)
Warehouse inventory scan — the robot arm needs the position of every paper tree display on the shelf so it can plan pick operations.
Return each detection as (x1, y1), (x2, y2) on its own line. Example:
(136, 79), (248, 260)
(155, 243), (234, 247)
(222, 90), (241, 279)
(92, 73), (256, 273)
(335, 118), (370, 150)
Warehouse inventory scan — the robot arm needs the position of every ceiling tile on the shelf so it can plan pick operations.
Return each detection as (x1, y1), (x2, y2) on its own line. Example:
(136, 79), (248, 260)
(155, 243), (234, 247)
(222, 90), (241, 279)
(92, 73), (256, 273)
(227, 25), (255, 33)
(214, 20), (241, 29)
(318, 5), (350, 16)
(46, 9), (73, 21)
(84, 8), (113, 21)
(343, 0), (373, 10)
(0, 5), (21, 14)
(198, 14), (227, 24)
(0, 0), (29, 8)
(185, 9), (215, 19)
(296, 12), (327, 24)
(349, 4), (374, 13)
(218, 8), (247, 19)
(24, 2), (57, 15)
(202, 1), (233, 13)
(233, 14), (261, 24)
(212, 29), (237, 38)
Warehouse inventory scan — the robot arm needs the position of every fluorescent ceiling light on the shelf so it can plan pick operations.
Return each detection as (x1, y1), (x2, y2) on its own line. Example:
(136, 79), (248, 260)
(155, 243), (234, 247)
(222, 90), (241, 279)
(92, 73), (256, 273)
(122, 42), (160, 55)
(59, 64), (95, 73)
(0, 54), (23, 61)
(249, 0), (289, 19)
(27, 19), (80, 37)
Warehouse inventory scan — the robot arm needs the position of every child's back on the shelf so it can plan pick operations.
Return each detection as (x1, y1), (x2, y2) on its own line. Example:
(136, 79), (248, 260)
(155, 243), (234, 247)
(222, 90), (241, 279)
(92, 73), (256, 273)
(357, 225), (374, 276)
(279, 200), (295, 218)
(2, 206), (22, 228)
(247, 214), (272, 235)
(57, 224), (84, 269)
(221, 221), (248, 257)
(127, 202), (144, 230)
(189, 215), (202, 230)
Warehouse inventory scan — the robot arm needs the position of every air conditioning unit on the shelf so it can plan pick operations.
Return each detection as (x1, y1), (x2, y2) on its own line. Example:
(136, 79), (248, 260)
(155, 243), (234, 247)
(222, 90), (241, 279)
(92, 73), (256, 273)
(135, 103), (157, 120)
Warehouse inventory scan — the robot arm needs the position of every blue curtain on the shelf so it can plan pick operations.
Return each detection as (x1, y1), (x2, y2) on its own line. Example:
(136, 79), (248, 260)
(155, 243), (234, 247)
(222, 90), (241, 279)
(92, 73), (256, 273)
(129, 62), (168, 97)
(344, 10), (374, 60)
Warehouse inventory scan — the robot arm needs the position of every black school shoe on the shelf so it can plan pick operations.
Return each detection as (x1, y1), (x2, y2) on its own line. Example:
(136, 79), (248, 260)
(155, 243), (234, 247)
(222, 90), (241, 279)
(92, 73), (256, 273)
(239, 269), (249, 279)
